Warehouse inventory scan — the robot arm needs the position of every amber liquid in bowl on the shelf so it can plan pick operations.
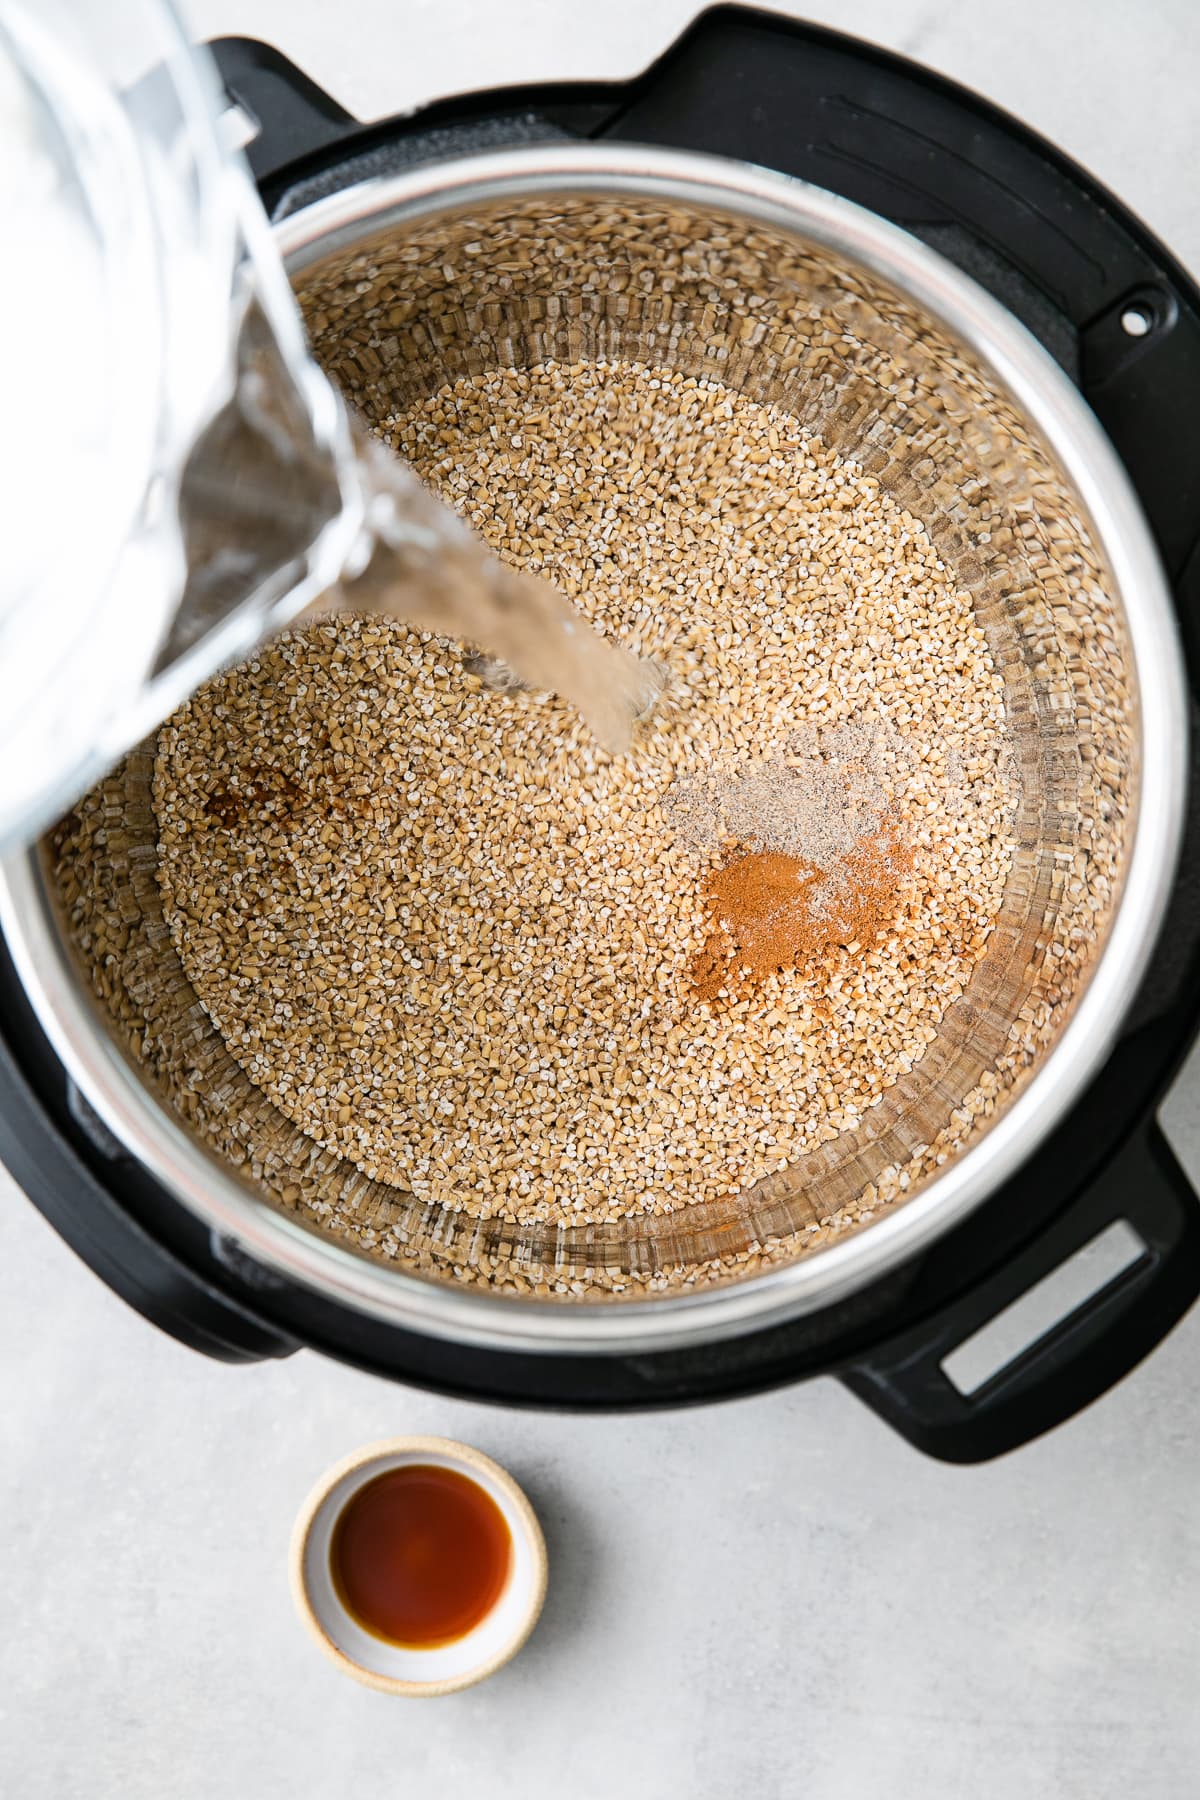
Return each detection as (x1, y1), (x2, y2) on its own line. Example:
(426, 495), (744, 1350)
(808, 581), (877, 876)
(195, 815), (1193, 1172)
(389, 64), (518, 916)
(330, 1464), (513, 1647)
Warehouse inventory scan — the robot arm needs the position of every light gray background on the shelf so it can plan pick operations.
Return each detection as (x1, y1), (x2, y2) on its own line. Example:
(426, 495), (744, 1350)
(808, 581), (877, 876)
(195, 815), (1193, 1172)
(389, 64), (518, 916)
(5, 5), (1200, 1796)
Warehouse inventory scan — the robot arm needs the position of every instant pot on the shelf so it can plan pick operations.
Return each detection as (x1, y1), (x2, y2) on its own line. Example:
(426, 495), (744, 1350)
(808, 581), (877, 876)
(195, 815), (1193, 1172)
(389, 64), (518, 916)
(5, 7), (1200, 1463)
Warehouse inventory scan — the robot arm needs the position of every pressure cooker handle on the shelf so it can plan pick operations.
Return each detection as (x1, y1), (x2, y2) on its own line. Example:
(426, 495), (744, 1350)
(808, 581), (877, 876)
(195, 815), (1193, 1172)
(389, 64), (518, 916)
(207, 36), (573, 215)
(840, 1117), (1200, 1462)
(207, 37), (360, 189)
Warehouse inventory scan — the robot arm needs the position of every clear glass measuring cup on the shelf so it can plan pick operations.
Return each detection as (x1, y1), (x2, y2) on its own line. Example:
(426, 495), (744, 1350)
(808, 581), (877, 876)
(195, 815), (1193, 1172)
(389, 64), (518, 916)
(0, 0), (365, 852)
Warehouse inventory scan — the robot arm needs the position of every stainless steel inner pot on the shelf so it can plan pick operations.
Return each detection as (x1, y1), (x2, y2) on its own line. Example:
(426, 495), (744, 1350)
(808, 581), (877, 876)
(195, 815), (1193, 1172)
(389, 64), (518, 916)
(0, 145), (1186, 1354)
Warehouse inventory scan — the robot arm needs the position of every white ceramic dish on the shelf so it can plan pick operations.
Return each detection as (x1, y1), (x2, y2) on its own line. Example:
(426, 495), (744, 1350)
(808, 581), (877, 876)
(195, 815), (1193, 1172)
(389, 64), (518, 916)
(290, 1436), (548, 1696)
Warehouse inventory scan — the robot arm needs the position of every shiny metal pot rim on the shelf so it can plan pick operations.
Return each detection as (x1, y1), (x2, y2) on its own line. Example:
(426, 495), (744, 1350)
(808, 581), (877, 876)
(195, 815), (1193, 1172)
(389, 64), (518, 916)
(0, 144), (1186, 1355)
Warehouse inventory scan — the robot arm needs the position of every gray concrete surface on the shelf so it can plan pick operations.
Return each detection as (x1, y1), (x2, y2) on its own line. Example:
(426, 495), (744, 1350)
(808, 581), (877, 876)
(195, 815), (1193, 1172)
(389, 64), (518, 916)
(5, 4), (1200, 1796)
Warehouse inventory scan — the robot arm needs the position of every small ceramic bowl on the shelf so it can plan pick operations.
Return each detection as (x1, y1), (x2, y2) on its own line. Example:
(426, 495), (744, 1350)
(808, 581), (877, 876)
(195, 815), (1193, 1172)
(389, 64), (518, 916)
(290, 1436), (548, 1696)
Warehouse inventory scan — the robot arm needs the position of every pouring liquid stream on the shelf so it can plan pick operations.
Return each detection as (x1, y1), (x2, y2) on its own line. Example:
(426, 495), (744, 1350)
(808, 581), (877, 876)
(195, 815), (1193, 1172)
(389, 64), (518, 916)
(171, 302), (664, 755)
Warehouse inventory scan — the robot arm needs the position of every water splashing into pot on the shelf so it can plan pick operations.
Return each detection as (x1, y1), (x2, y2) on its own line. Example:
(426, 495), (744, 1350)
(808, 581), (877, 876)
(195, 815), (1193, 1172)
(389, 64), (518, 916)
(171, 302), (664, 755)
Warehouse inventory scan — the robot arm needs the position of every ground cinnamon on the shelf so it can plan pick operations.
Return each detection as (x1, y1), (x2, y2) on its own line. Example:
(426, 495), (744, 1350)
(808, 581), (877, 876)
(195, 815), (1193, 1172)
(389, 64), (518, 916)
(693, 824), (913, 1002)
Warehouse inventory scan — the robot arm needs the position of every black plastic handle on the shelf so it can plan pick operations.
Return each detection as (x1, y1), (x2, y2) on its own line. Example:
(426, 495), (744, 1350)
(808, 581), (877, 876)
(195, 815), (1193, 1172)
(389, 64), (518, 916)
(840, 1120), (1200, 1462)
(0, 946), (299, 1365)
(0, 1102), (299, 1366)
(208, 37), (359, 188)
(207, 36), (580, 223)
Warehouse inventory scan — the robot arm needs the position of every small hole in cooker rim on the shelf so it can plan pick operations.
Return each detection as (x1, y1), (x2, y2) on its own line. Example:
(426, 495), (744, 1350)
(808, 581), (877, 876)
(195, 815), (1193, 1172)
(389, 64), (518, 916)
(1120, 305), (1154, 338)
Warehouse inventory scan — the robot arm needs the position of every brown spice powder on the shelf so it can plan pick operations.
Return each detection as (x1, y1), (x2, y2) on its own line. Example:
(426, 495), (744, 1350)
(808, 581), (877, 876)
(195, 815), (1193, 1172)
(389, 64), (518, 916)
(693, 825), (914, 1002)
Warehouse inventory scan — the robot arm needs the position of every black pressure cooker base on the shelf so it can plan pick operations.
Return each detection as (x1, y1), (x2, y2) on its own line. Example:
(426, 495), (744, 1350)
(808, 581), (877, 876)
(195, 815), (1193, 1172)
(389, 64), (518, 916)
(6, 6), (1200, 1462)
